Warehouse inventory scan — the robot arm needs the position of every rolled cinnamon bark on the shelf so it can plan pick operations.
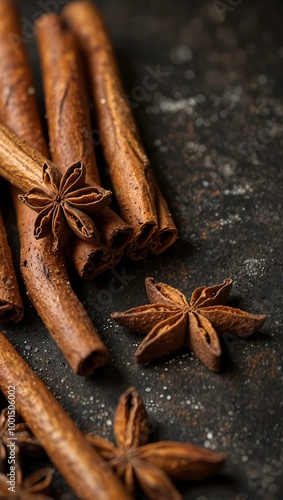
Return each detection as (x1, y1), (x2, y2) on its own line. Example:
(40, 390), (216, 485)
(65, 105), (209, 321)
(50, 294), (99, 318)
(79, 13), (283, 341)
(0, 0), (108, 375)
(36, 13), (132, 279)
(150, 182), (178, 255)
(0, 210), (23, 323)
(0, 332), (132, 500)
(63, 1), (178, 257)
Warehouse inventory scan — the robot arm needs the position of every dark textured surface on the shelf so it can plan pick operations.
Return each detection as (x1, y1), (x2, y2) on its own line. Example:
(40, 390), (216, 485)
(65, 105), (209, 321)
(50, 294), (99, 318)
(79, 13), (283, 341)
(1, 0), (283, 498)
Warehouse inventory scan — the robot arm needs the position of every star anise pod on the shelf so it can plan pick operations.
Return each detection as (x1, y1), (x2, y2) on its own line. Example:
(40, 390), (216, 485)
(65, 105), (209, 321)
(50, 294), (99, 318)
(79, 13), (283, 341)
(111, 277), (266, 372)
(0, 409), (43, 474)
(19, 161), (111, 253)
(86, 386), (226, 500)
(0, 465), (54, 499)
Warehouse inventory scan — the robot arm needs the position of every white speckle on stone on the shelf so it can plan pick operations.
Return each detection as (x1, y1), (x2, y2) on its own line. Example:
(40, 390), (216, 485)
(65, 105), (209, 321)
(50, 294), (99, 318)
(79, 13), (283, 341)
(170, 45), (193, 64)
(220, 109), (228, 118)
(145, 387), (152, 393)
(224, 184), (253, 195)
(258, 74), (267, 85)
(195, 117), (203, 127)
(185, 69), (195, 80)
(159, 98), (194, 114)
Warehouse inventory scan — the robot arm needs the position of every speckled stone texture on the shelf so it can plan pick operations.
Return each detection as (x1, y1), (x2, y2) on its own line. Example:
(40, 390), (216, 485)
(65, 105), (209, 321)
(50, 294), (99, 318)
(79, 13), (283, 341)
(2, 0), (283, 499)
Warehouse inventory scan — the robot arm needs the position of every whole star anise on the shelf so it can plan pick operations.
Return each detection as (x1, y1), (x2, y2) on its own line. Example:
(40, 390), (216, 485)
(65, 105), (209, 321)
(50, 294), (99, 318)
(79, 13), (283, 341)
(0, 408), (43, 474)
(87, 387), (226, 500)
(0, 465), (54, 499)
(19, 161), (111, 253)
(111, 277), (266, 372)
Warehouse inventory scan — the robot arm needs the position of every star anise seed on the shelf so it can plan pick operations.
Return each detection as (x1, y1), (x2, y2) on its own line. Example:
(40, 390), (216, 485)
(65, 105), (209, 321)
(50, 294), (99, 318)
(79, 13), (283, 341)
(86, 386), (226, 500)
(111, 278), (266, 372)
(0, 409), (43, 474)
(19, 161), (111, 253)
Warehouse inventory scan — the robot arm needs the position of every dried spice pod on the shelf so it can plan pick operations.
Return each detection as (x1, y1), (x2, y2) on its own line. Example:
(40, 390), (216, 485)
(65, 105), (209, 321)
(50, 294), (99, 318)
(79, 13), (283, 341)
(87, 386), (226, 499)
(0, 0), (109, 375)
(0, 124), (111, 250)
(0, 407), (43, 469)
(111, 277), (267, 372)
(0, 464), (54, 499)
(0, 210), (23, 323)
(36, 13), (133, 278)
(62, 1), (178, 257)
(0, 332), (132, 500)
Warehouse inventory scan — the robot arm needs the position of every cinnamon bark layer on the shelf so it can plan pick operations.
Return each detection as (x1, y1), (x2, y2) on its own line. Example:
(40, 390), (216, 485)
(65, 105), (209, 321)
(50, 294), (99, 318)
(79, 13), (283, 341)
(0, 210), (23, 323)
(0, 0), (108, 375)
(62, 1), (178, 258)
(0, 332), (132, 500)
(36, 13), (133, 278)
(0, 122), (45, 192)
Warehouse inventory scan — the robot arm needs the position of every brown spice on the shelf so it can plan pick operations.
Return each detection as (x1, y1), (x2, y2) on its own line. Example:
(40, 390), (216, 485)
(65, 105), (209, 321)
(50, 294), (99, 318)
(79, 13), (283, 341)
(111, 277), (267, 372)
(0, 332), (132, 500)
(0, 466), (54, 499)
(20, 161), (111, 253)
(35, 13), (133, 278)
(0, 0), (108, 376)
(62, 1), (178, 258)
(0, 407), (43, 474)
(0, 210), (23, 323)
(87, 386), (226, 499)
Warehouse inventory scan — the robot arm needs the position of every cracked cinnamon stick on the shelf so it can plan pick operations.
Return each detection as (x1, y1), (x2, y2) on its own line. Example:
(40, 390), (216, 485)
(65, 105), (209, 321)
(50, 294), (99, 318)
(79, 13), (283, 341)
(0, 0), (108, 375)
(36, 13), (133, 278)
(0, 210), (23, 323)
(0, 332), (132, 500)
(63, 1), (178, 258)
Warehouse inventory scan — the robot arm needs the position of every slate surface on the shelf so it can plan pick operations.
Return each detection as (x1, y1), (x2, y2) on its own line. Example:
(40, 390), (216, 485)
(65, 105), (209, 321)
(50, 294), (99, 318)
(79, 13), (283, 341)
(1, 0), (283, 498)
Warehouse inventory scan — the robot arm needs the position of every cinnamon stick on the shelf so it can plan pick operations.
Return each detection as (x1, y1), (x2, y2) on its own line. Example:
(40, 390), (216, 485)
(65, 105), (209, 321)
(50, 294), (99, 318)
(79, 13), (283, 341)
(0, 122), (45, 192)
(36, 13), (133, 279)
(0, 332), (132, 500)
(0, 0), (108, 375)
(150, 182), (178, 255)
(62, 1), (178, 258)
(0, 210), (23, 323)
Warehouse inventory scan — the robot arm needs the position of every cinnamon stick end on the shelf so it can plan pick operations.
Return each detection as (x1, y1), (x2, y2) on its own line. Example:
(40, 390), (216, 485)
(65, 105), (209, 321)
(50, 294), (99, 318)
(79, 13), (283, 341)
(150, 228), (178, 255)
(78, 347), (109, 376)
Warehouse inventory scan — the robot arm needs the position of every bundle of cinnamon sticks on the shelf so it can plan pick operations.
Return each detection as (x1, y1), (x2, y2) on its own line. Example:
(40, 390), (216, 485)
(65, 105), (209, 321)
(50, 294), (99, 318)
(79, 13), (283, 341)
(62, 1), (178, 260)
(0, 0), (177, 371)
(0, 0), (177, 279)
